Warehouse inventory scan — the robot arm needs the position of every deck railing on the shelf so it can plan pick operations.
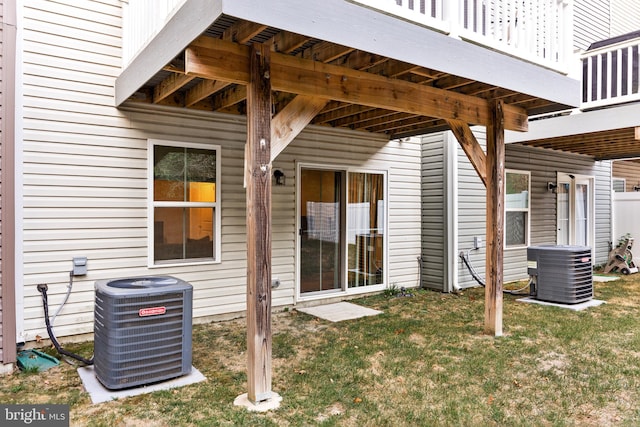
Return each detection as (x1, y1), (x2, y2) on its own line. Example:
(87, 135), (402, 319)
(354, 0), (573, 72)
(581, 37), (640, 110)
(122, 0), (572, 73)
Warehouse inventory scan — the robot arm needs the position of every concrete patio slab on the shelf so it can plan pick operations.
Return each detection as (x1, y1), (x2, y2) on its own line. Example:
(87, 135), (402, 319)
(517, 297), (605, 311)
(78, 365), (206, 404)
(297, 302), (382, 322)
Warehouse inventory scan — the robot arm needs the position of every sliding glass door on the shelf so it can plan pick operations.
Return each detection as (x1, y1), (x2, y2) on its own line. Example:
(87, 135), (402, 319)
(299, 169), (343, 294)
(298, 166), (386, 297)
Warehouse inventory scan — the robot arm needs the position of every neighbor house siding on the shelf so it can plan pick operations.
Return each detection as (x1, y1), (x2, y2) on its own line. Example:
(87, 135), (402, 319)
(574, 0), (611, 50)
(420, 133), (447, 291)
(610, 0), (640, 37)
(20, 0), (422, 342)
(421, 129), (612, 291)
(456, 128), (487, 289)
(613, 160), (640, 192)
(505, 145), (612, 268)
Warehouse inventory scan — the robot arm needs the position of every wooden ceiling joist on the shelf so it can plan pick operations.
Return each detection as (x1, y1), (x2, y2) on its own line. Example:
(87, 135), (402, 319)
(153, 72), (196, 103)
(185, 79), (229, 107)
(270, 31), (312, 54)
(185, 36), (529, 132)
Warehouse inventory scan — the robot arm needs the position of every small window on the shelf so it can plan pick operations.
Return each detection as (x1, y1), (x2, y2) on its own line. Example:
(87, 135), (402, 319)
(505, 170), (530, 248)
(612, 178), (625, 192)
(149, 140), (221, 265)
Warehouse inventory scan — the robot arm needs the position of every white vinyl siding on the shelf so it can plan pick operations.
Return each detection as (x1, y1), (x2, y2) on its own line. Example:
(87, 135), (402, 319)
(456, 128), (487, 289)
(19, 0), (422, 342)
(574, 0), (640, 52)
(422, 130), (612, 291)
(612, 160), (640, 192)
(420, 133), (447, 291)
(610, 0), (640, 37)
(22, 99), (421, 342)
(574, 0), (611, 51)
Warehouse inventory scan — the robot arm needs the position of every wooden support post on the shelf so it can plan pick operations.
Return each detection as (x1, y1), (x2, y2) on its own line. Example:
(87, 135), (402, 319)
(485, 100), (505, 336)
(245, 43), (273, 403)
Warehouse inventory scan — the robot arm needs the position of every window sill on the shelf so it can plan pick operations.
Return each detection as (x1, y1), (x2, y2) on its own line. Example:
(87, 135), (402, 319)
(148, 258), (221, 268)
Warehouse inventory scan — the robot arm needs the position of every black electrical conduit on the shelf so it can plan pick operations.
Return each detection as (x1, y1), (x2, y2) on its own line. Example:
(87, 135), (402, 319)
(459, 249), (531, 295)
(37, 282), (94, 366)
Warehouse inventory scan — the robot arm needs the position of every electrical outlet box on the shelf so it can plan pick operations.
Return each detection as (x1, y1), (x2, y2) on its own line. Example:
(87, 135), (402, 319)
(473, 236), (483, 250)
(72, 257), (87, 276)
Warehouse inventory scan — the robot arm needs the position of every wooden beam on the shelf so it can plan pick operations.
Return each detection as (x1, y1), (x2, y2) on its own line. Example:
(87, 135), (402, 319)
(184, 22), (268, 108)
(446, 119), (488, 187)
(271, 95), (328, 161)
(300, 41), (355, 63)
(485, 100), (505, 337)
(185, 37), (529, 132)
(212, 85), (248, 111)
(185, 79), (230, 107)
(635, 126), (640, 140)
(270, 31), (311, 54)
(223, 21), (268, 44)
(153, 72), (196, 103)
(245, 43), (273, 404)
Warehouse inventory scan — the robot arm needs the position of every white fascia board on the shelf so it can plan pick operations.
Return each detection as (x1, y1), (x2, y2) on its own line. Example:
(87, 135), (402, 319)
(115, 0), (223, 106)
(505, 103), (640, 143)
(222, 0), (580, 108)
(116, 0), (580, 108)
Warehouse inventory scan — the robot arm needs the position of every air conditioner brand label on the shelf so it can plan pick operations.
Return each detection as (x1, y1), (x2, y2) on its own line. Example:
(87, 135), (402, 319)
(139, 306), (166, 317)
(581, 257), (590, 263)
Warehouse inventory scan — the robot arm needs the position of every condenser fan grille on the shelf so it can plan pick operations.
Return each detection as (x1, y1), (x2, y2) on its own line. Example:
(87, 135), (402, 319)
(527, 246), (593, 304)
(94, 276), (193, 390)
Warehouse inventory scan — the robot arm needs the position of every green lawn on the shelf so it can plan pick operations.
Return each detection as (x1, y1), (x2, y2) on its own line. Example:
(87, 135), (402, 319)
(3, 275), (640, 426)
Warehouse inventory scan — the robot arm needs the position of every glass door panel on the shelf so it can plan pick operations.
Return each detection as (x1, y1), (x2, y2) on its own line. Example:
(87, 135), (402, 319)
(575, 183), (589, 246)
(299, 169), (343, 294)
(347, 172), (384, 287)
(557, 182), (570, 245)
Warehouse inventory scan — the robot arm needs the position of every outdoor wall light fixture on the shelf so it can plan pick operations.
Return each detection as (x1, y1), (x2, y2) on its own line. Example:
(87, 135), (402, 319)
(273, 169), (286, 186)
(547, 182), (557, 192)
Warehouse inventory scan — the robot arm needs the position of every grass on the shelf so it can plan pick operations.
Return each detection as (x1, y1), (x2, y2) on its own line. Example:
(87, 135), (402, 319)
(3, 275), (640, 426)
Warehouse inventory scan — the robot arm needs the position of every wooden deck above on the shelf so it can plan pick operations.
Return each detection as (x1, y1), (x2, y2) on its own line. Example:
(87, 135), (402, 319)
(116, 0), (580, 140)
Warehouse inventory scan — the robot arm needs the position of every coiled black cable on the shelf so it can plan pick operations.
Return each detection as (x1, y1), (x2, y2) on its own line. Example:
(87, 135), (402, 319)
(37, 283), (93, 366)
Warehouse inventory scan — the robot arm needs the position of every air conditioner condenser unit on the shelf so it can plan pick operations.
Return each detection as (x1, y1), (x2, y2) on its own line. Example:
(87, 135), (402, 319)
(527, 245), (593, 304)
(94, 276), (193, 390)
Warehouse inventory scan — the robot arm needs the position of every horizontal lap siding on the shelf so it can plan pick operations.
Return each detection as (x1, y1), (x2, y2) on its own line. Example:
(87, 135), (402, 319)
(455, 136), (611, 289)
(420, 134), (446, 291)
(506, 144), (611, 267)
(613, 160), (640, 193)
(610, 0), (640, 37)
(282, 130), (422, 290)
(21, 1), (422, 342)
(456, 129), (487, 289)
(574, 0), (610, 51)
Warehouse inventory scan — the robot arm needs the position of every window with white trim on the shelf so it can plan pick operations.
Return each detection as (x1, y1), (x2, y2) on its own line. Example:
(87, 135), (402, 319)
(612, 178), (625, 192)
(150, 140), (221, 265)
(505, 170), (530, 248)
